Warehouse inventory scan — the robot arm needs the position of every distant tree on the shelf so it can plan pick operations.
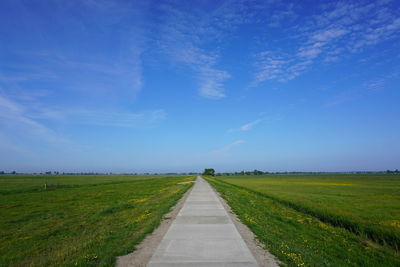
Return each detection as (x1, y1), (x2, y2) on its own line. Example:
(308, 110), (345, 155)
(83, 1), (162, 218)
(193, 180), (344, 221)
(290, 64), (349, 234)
(203, 168), (215, 176)
(0, 171), (4, 175)
(45, 171), (51, 175)
(254, 169), (264, 175)
(395, 169), (399, 174)
(11, 171), (16, 175)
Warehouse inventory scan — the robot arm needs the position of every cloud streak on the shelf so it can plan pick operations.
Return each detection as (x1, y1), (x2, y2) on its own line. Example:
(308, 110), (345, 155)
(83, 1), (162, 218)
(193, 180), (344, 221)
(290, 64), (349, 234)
(157, 4), (230, 99)
(240, 119), (262, 131)
(156, 0), (263, 99)
(252, 1), (400, 85)
(64, 109), (167, 128)
(0, 94), (71, 146)
(326, 70), (400, 107)
(229, 118), (265, 132)
(210, 140), (245, 157)
(0, 94), (167, 155)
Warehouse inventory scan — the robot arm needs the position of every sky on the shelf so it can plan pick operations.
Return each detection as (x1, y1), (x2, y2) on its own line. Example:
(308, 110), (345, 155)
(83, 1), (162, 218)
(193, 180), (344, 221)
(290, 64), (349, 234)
(0, 0), (399, 173)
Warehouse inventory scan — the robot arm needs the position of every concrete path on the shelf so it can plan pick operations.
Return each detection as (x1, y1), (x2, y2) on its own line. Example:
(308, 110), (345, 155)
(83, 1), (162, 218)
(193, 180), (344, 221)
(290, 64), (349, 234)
(147, 176), (259, 267)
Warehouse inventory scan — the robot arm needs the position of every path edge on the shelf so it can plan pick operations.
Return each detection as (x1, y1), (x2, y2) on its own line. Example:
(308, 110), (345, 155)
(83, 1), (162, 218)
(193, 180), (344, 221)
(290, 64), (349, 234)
(205, 176), (281, 267)
(116, 182), (195, 267)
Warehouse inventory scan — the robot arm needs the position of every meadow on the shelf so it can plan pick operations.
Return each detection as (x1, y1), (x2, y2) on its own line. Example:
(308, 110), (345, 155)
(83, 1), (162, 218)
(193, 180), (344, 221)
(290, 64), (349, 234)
(0, 174), (194, 267)
(206, 174), (400, 266)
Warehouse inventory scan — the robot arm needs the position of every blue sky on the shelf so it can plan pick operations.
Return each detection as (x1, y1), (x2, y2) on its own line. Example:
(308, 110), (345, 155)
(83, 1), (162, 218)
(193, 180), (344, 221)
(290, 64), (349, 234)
(1, 0), (399, 173)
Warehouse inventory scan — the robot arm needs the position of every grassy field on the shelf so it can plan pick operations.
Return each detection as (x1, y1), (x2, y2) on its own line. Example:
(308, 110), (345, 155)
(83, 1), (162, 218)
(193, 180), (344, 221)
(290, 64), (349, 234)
(0, 174), (194, 267)
(206, 174), (400, 266)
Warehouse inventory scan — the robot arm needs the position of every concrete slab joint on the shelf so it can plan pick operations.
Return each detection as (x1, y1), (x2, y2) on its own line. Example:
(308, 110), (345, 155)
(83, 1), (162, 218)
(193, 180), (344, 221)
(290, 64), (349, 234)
(147, 176), (259, 267)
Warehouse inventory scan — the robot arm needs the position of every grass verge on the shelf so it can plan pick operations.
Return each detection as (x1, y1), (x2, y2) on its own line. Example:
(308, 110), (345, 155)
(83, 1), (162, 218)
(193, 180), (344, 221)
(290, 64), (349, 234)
(206, 176), (400, 266)
(0, 175), (194, 266)
(214, 174), (400, 250)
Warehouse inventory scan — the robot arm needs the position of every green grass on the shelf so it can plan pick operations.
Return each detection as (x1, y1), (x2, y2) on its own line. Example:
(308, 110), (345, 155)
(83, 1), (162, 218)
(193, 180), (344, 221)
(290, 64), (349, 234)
(206, 174), (400, 266)
(0, 175), (194, 266)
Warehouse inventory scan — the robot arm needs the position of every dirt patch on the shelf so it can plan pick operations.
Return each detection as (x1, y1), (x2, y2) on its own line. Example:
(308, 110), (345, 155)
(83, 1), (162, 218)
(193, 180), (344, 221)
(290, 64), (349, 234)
(363, 240), (381, 250)
(212, 184), (281, 267)
(116, 186), (193, 267)
(177, 181), (195, 185)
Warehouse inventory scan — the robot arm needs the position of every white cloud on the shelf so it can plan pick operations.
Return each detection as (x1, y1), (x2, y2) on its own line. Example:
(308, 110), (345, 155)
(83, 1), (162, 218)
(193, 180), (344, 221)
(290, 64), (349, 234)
(0, 94), (167, 155)
(156, 1), (261, 99)
(297, 46), (322, 59)
(210, 140), (245, 157)
(26, 103), (167, 128)
(198, 67), (230, 99)
(228, 118), (264, 132)
(240, 119), (262, 131)
(311, 29), (348, 42)
(253, 52), (313, 84)
(252, 1), (400, 85)
(0, 94), (71, 146)
(163, 43), (229, 100)
(0, 94), (21, 113)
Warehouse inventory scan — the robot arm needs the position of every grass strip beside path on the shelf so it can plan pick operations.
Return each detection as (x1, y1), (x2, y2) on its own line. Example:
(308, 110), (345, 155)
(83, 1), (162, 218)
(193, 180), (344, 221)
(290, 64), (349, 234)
(206, 177), (400, 267)
(0, 175), (194, 266)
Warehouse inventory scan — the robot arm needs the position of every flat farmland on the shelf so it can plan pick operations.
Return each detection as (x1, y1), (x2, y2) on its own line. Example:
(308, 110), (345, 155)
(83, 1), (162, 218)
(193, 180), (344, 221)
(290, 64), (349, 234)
(206, 174), (400, 266)
(0, 175), (194, 266)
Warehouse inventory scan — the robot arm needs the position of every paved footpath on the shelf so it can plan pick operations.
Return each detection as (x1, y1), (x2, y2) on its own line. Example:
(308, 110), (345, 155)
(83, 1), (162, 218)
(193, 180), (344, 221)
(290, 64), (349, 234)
(147, 176), (259, 267)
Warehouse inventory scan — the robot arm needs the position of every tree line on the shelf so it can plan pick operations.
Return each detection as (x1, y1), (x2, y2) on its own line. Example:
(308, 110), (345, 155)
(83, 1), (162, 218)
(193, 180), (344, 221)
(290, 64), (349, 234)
(202, 168), (400, 176)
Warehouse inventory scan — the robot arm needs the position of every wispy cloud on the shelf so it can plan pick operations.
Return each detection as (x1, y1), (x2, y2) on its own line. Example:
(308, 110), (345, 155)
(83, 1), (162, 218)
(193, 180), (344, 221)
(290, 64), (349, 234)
(228, 118), (263, 132)
(325, 70), (400, 107)
(82, 0), (148, 97)
(64, 109), (167, 128)
(253, 52), (312, 84)
(0, 133), (32, 155)
(252, 1), (400, 85)
(1, 0), (148, 101)
(0, 94), (71, 146)
(166, 41), (230, 98)
(240, 119), (262, 131)
(198, 67), (230, 99)
(38, 48), (145, 99)
(210, 140), (245, 157)
(0, 94), (167, 155)
(311, 29), (348, 42)
(157, 5), (230, 99)
(157, 1), (262, 99)
(25, 102), (167, 129)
